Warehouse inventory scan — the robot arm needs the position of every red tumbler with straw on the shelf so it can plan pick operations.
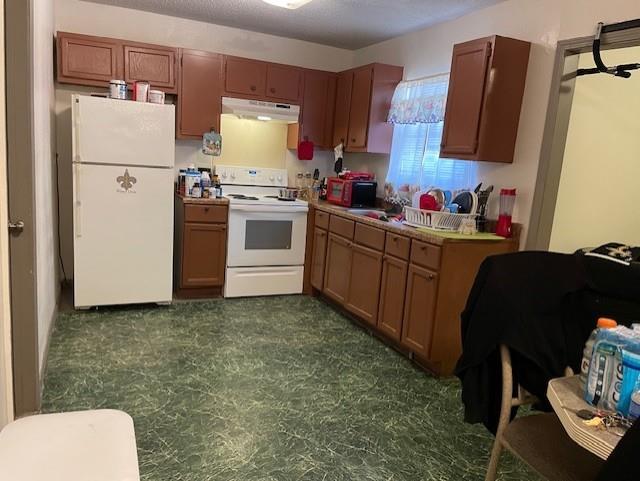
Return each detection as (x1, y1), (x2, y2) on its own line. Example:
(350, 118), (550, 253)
(496, 188), (516, 238)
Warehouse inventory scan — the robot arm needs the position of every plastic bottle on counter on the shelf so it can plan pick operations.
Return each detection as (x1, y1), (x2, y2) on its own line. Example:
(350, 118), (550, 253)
(177, 169), (186, 195)
(191, 182), (201, 199)
(580, 317), (618, 390)
(185, 165), (199, 197)
(212, 174), (222, 198)
(200, 170), (211, 190)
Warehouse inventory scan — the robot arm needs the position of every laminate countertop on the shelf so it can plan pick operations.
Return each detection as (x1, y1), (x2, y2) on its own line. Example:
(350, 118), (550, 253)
(175, 194), (229, 206)
(311, 200), (519, 247)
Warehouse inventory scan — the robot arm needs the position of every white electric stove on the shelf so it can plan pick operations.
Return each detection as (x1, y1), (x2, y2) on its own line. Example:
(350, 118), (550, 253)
(218, 165), (309, 298)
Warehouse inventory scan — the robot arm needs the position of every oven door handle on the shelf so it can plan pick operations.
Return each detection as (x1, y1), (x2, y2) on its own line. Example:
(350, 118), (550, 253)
(230, 205), (309, 213)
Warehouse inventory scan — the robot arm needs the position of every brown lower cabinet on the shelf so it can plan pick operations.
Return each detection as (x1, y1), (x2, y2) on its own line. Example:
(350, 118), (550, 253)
(174, 196), (228, 298)
(345, 244), (382, 327)
(309, 205), (519, 375)
(377, 255), (408, 342)
(181, 223), (226, 287)
(401, 264), (438, 359)
(310, 228), (327, 290)
(323, 233), (352, 304)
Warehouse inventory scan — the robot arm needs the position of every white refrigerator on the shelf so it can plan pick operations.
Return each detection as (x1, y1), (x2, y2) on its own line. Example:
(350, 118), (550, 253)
(72, 95), (175, 308)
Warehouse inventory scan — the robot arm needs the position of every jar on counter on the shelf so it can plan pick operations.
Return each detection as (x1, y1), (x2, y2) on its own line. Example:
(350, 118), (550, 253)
(191, 182), (201, 198)
(109, 80), (127, 100)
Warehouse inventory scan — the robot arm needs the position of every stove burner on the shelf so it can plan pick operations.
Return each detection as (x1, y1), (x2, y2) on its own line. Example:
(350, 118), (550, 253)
(227, 194), (259, 200)
(264, 195), (296, 202)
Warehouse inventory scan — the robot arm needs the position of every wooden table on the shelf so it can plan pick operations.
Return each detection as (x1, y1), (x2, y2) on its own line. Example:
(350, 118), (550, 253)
(547, 375), (621, 460)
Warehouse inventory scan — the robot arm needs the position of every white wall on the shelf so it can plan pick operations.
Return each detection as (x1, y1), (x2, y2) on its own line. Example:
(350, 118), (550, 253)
(0, 0), (15, 429)
(350, 0), (640, 241)
(549, 48), (640, 253)
(34, 0), (59, 374)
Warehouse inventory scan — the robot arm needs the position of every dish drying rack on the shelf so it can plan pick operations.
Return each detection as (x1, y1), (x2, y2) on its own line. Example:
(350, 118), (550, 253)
(404, 206), (476, 231)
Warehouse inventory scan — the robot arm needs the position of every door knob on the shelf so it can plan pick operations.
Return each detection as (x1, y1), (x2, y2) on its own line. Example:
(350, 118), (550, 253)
(8, 220), (24, 235)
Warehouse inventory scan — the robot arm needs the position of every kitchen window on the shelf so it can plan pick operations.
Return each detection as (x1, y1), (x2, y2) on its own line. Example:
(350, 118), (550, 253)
(386, 74), (476, 192)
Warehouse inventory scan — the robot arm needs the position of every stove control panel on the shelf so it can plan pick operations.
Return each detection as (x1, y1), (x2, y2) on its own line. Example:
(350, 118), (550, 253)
(215, 165), (287, 187)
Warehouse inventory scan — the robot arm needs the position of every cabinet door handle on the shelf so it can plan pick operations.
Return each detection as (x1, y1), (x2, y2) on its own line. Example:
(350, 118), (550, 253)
(250, 85), (257, 91)
(351, 138), (356, 143)
(428, 274), (435, 280)
(204, 207), (210, 212)
(420, 245), (426, 251)
(270, 87), (276, 93)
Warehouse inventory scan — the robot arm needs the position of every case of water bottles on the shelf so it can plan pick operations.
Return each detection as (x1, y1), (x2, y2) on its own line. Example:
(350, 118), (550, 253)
(584, 324), (640, 419)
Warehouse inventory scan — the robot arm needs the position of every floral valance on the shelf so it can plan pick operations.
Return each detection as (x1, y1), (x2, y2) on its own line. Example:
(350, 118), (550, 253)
(387, 73), (449, 124)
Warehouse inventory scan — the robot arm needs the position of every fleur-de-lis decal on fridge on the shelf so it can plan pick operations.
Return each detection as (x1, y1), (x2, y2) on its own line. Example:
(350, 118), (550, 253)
(116, 169), (137, 192)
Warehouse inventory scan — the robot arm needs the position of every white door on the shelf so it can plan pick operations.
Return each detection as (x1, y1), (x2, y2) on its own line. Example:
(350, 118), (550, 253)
(227, 205), (308, 267)
(73, 95), (175, 168)
(73, 163), (174, 307)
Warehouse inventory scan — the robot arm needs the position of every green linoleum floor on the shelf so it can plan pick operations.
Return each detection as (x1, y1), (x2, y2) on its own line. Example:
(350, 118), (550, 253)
(42, 295), (537, 481)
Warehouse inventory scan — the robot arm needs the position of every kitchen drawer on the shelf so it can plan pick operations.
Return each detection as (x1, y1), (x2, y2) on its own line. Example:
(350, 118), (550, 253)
(385, 232), (410, 260)
(410, 240), (441, 271)
(315, 210), (330, 230)
(329, 215), (355, 239)
(184, 204), (227, 224)
(354, 223), (385, 251)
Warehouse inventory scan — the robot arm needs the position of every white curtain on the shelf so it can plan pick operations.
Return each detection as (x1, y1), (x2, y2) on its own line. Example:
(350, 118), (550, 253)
(386, 74), (476, 192)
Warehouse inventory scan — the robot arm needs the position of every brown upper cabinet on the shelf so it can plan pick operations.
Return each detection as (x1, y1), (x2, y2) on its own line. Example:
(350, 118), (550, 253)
(224, 56), (267, 97)
(266, 64), (302, 102)
(346, 66), (373, 150)
(57, 32), (123, 87)
(288, 70), (336, 150)
(57, 32), (178, 93)
(333, 63), (403, 154)
(440, 35), (531, 163)
(177, 49), (223, 139)
(223, 57), (302, 103)
(332, 71), (353, 147)
(123, 43), (178, 93)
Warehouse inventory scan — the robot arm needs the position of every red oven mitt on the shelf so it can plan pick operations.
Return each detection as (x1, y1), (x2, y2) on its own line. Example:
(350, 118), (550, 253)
(298, 138), (314, 160)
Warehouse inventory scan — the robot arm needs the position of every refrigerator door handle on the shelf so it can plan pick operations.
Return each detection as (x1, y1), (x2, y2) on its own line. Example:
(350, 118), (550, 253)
(74, 163), (82, 238)
(73, 96), (82, 162)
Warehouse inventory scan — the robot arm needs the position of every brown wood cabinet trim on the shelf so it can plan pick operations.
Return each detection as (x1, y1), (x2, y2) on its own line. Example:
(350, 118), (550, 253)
(328, 215), (355, 240)
(184, 204), (228, 224)
(354, 222), (385, 251)
(410, 240), (442, 271)
(315, 210), (329, 230)
(385, 232), (410, 260)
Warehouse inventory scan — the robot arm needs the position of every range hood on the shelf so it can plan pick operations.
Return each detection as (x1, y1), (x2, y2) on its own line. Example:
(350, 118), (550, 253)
(221, 97), (300, 123)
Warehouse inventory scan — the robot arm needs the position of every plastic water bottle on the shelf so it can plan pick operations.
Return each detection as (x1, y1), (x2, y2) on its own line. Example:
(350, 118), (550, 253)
(579, 317), (617, 390)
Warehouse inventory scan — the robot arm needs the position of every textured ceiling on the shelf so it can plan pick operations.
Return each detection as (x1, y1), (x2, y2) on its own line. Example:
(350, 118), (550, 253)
(83, 0), (505, 50)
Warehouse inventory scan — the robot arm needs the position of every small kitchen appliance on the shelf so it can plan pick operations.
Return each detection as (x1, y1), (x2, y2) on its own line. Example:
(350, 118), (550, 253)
(326, 172), (377, 208)
(218, 165), (309, 298)
(496, 188), (516, 237)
